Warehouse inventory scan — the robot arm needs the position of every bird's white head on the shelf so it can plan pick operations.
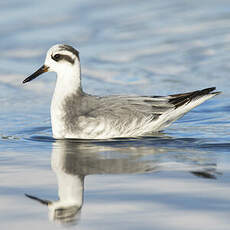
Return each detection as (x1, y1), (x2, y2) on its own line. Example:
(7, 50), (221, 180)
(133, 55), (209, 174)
(44, 44), (80, 72)
(23, 44), (82, 91)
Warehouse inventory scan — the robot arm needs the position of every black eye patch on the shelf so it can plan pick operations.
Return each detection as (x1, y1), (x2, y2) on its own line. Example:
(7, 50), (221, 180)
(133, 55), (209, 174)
(51, 54), (61, 62)
(51, 54), (75, 64)
(54, 54), (61, 60)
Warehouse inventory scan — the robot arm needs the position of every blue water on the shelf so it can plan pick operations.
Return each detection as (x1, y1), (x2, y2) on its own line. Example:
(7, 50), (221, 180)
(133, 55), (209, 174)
(0, 0), (230, 229)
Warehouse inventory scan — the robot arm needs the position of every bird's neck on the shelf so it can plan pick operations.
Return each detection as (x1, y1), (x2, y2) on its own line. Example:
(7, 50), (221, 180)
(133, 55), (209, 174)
(51, 142), (84, 209)
(51, 63), (83, 138)
(54, 63), (83, 100)
(57, 173), (84, 206)
(48, 174), (84, 221)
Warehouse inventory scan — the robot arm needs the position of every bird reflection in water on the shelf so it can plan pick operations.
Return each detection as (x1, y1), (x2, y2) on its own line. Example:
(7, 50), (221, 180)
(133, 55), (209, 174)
(25, 138), (219, 224)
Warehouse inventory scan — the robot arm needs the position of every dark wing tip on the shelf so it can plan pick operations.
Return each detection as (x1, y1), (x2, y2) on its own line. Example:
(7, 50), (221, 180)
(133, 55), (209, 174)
(197, 87), (222, 96)
(204, 86), (216, 91)
(190, 171), (217, 179)
(169, 87), (221, 108)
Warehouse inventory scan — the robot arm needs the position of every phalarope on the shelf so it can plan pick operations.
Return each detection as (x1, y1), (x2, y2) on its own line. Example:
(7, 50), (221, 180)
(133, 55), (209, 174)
(23, 44), (221, 139)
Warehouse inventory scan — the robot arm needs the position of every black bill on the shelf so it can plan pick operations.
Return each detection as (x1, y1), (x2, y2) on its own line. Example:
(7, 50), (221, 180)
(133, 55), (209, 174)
(25, 193), (51, 206)
(23, 65), (49, 84)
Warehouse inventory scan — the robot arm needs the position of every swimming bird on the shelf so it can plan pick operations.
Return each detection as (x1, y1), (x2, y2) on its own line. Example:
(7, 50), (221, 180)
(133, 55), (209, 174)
(23, 44), (221, 139)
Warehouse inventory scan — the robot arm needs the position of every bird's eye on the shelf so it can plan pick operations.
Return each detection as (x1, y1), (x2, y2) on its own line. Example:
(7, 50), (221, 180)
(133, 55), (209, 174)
(52, 54), (61, 61)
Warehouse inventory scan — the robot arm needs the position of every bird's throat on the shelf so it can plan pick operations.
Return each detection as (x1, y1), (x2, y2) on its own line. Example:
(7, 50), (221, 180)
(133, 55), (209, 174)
(51, 69), (82, 138)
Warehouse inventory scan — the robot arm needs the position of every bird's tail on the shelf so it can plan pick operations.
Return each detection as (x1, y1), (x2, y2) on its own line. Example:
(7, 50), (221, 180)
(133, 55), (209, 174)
(156, 87), (221, 131)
